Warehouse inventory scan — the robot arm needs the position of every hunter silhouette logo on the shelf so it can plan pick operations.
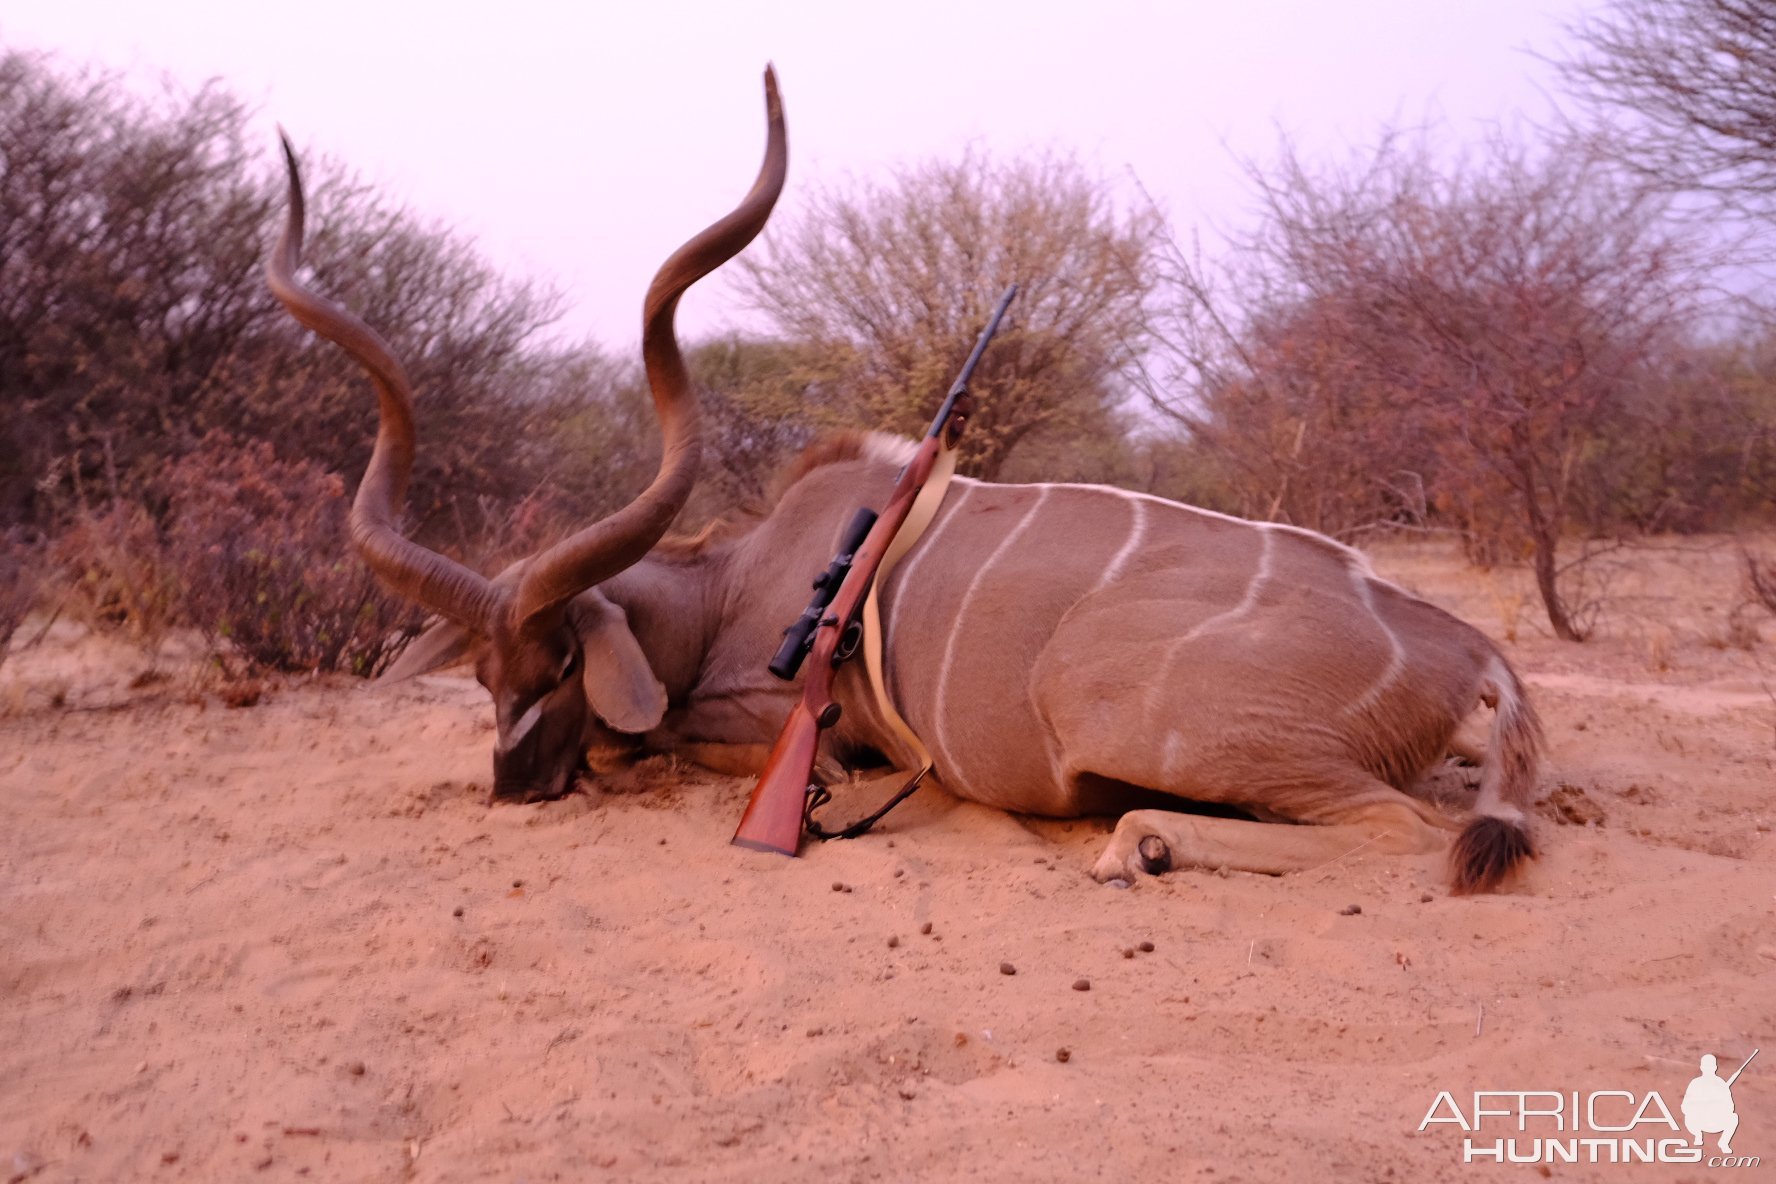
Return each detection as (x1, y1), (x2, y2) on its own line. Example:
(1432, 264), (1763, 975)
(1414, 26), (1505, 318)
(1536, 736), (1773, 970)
(1419, 1046), (1760, 1167)
(1684, 1050), (1756, 1155)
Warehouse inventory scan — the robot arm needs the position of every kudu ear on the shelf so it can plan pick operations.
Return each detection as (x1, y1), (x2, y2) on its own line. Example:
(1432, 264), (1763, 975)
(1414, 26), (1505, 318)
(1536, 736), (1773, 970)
(572, 593), (668, 735)
(381, 620), (475, 681)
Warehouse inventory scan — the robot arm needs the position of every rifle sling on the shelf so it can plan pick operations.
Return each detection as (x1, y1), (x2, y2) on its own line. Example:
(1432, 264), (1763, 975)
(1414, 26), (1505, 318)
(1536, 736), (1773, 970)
(805, 437), (960, 840)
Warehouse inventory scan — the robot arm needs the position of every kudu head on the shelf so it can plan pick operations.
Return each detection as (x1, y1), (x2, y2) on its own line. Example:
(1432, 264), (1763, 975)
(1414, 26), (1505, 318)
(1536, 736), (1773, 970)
(266, 69), (787, 802)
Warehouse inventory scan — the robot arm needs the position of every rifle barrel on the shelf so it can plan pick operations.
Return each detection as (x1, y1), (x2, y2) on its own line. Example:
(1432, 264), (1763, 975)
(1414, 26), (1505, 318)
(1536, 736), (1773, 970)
(926, 284), (1018, 439)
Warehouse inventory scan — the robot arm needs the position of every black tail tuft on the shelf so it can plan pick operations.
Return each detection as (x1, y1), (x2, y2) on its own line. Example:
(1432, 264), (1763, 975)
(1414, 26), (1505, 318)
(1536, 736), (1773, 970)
(1449, 815), (1534, 894)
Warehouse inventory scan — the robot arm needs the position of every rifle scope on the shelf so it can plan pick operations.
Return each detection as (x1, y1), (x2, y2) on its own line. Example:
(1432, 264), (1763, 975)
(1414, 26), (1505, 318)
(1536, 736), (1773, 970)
(767, 506), (879, 681)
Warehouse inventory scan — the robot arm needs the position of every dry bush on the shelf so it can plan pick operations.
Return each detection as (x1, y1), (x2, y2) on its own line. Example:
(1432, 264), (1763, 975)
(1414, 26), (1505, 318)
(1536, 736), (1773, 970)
(462, 486), (584, 575)
(49, 502), (180, 647)
(0, 529), (42, 667)
(1157, 129), (1707, 640)
(737, 150), (1161, 481)
(161, 433), (421, 676)
(2, 49), (578, 557)
(1562, 0), (1776, 215)
(1748, 551), (1776, 616)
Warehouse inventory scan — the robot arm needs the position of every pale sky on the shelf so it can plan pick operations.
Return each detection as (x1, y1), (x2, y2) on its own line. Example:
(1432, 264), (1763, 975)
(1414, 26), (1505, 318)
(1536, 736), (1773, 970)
(6, 0), (1593, 351)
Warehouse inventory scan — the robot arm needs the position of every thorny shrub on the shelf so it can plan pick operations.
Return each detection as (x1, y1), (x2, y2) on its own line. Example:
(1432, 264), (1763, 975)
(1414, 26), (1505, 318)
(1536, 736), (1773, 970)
(464, 486), (582, 575)
(0, 528), (42, 667)
(161, 433), (422, 676)
(50, 501), (181, 646)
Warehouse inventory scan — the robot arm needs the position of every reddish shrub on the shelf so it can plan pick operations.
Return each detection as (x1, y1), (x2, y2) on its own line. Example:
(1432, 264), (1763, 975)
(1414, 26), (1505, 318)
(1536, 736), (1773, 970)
(161, 433), (421, 676)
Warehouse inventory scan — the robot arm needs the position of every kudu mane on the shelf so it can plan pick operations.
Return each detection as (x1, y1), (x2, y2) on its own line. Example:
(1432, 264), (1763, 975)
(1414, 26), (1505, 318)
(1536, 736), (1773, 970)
(648, 430), (913, 564)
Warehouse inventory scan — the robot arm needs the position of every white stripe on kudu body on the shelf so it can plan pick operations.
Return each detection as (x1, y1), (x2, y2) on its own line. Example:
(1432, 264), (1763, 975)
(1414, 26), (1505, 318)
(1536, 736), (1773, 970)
(1151, 526), (1276, 778)
(1092, 496), (1147, 593)
(1343, 567), (1408, 718)
(886, 483), (972, 650)
(930, 486), (1051, 789)
(1180, 524), (1274, 645)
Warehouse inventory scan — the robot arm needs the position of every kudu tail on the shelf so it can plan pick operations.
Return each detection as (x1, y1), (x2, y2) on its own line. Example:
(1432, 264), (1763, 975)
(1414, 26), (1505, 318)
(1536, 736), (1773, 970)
(1449, 653), (1543, 894)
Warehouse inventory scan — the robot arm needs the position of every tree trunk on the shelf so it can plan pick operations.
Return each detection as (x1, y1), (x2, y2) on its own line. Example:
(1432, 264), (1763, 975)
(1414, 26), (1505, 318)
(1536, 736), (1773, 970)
(1521, 478), (1585, 642)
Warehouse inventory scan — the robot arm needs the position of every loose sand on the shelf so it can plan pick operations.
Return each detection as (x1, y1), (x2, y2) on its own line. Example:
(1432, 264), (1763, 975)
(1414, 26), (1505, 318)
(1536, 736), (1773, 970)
(3, 536), (1772, 1182)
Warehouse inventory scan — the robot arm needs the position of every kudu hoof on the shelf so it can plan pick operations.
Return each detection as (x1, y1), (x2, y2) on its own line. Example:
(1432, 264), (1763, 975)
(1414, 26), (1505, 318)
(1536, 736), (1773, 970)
(1136, 835), (1172, 875)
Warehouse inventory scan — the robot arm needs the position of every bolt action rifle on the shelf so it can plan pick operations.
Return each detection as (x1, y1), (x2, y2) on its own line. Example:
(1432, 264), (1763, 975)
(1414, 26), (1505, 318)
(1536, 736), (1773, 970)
(732, 285), (1017, 855)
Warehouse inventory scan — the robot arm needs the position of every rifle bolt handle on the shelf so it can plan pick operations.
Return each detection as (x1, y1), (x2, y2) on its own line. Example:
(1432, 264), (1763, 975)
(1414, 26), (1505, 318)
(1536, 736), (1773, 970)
(818, 702), (843, 729)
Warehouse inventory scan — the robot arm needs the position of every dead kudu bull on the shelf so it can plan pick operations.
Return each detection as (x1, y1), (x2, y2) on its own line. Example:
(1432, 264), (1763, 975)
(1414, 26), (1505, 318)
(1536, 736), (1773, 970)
(268, 72), (1543, 894)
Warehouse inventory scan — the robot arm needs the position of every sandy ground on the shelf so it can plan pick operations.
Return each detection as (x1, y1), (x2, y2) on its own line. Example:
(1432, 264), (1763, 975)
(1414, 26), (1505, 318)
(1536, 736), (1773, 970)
(2, 536), (1773, 1183)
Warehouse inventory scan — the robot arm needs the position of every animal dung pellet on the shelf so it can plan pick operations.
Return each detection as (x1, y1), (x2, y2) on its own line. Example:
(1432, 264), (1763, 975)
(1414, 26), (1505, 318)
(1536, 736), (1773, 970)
(831, 881), (848, 892)
(999, 962), (1017, 976)
(1340, 904), (1362, 916)
(1072, 978), (1091, 992)
(1121, 948), (1135, 959)
(1137, 941), (1155, 953)
(452, 906), (464, 918)
(346, 1060), (366, 1077)
(1420, 893), (1434, 903)
(887, 935), (900, 948)
(920, 922), (933, 935)
(511, 879), (523, 888)
(1055, 1047), (1072, 1063)
(805, 1026), (824, 1037)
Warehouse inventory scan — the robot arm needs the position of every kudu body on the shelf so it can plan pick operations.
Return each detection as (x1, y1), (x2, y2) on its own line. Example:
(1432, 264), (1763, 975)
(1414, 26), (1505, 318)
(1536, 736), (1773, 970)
(270, 72), (1543, 893)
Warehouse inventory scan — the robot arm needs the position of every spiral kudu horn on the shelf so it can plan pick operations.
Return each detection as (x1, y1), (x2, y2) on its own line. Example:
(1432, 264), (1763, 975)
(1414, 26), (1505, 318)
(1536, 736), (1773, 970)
(511, 67), (788, 630)
(265, 66), (787, 638)
(265, 135), (503, 631)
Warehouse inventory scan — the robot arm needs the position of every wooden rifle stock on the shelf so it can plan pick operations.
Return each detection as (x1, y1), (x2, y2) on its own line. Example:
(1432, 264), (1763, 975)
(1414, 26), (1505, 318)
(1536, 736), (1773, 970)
(733, 285), (1016, 856)
(731, 696), (827, 854)
(732, 437), (943, 854)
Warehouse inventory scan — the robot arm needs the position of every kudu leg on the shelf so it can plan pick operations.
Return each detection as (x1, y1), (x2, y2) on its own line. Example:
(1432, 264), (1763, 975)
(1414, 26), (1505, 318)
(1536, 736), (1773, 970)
(673, 742), (774, 777)
(1089, 794), (1453, 883)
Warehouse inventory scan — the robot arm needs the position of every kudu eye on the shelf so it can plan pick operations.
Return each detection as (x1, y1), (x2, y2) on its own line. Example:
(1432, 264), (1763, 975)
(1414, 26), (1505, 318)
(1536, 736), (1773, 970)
(558, 650), (579, 683)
